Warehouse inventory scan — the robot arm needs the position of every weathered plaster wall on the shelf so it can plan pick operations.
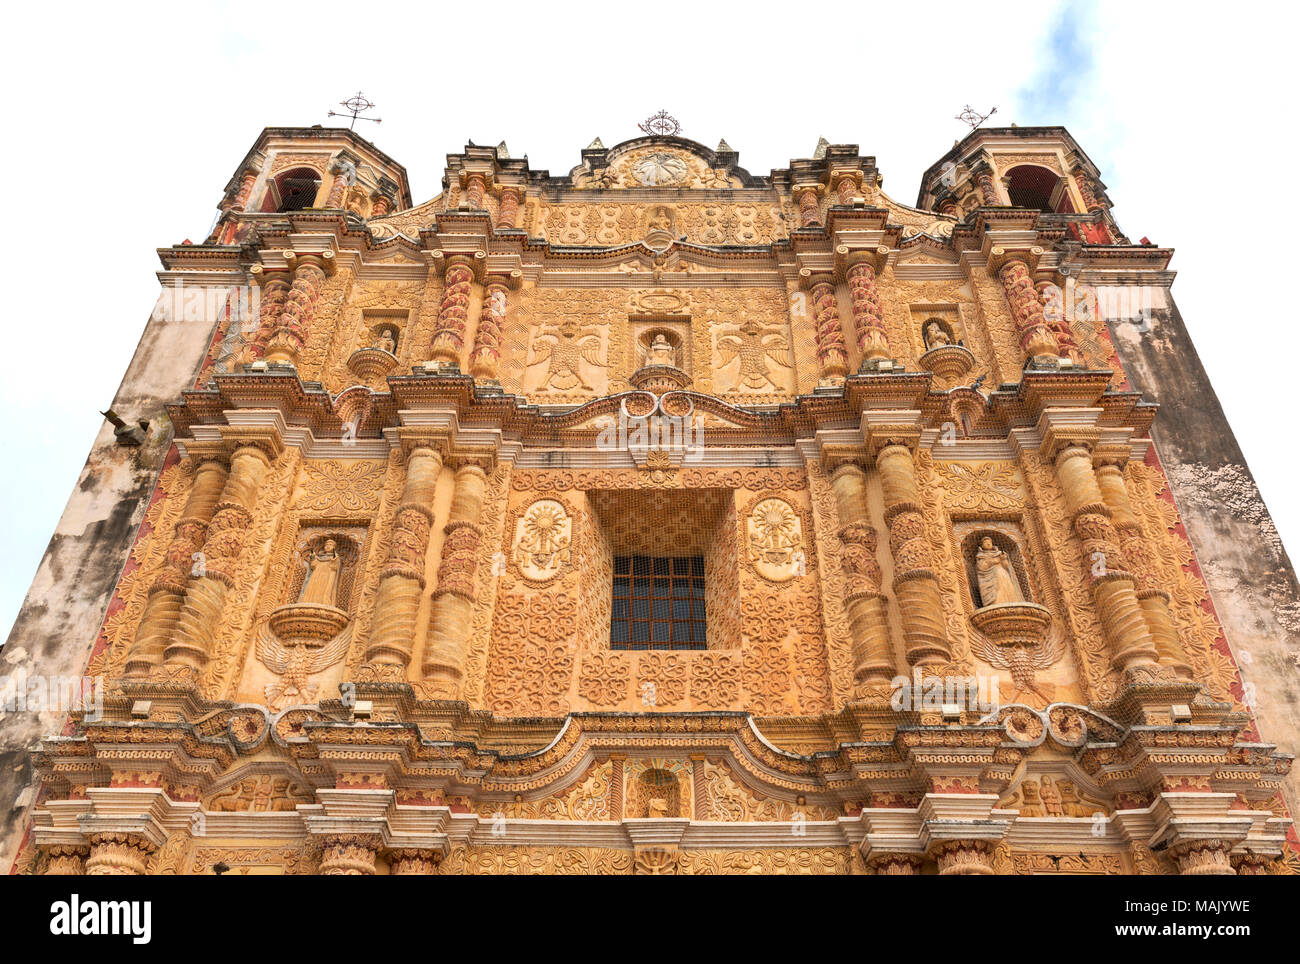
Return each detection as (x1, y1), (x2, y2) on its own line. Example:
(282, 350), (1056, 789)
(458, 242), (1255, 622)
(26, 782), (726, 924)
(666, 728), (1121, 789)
(1105, 287), (1300, 811)
(0, 299), (219, 871)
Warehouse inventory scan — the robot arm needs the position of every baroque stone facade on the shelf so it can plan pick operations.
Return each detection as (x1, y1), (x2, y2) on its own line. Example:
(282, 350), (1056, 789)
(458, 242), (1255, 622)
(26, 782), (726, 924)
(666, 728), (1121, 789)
(6, 124), (1297, 876)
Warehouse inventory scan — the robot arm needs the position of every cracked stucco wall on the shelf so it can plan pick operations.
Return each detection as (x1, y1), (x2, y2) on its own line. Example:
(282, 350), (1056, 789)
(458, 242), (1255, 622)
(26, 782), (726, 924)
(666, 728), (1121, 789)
(0, 296), (218, 872)
(1106, 287), (1300, 812)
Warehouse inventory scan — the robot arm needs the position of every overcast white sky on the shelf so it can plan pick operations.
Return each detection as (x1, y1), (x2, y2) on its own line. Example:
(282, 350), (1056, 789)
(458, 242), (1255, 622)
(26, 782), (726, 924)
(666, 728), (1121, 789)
(1, 1), (1296, 642)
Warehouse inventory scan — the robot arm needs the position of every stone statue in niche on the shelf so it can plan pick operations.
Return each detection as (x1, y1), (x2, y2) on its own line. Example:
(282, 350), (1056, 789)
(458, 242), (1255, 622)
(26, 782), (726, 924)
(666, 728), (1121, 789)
(648, 205), (674, 231)
(298, 539), (341, 607)
(376, 329), (396, 354)
(646, 332), (678, 367)
(975, 536), (1022, 607)
(924, 320), (952, 348)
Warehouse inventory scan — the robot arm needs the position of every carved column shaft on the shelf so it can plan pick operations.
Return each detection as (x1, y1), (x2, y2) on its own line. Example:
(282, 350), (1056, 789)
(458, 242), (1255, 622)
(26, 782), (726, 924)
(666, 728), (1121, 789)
(265, 255), (327, 366)
(365, 446), (444, 669)
(1035, 279), (1081, 363)
(429, 257), (474, 366)
(371, 195), (392, 218)
(470, 281), (508, 381)
(796, 187), (820, 227)
(829, 462), (893, 689)
(975, 169), (1000, 205)
(125, 457), (230, 676)
(463, 173), (487, 210)
(808, 276), (848, 381)
(165, 444), (272, 673)
(325, 164), (353, 209)
(421, 463), (488, 691)
(845, 260), (890, 362)
(1094, 460), (1191, 677)
(998, 259), (1059, 363)
(1052, 444), (1158, 672)
(876, 444), (949, 667)
(496, 187), (521, 229)
(232, 172), (258, 211)
(938, 198), (959, 218)
(246, 269), (291, 362)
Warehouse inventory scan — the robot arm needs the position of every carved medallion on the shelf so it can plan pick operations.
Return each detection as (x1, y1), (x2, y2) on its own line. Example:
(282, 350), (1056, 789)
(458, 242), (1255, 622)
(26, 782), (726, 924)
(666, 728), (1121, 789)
(745, 497), (804, 583)
(512, 499), (573, 582)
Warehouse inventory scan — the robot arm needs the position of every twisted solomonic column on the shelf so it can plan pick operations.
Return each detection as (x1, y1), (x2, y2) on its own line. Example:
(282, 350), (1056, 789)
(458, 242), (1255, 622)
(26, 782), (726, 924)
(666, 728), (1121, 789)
(124, 455), (230, 677)
(428, 254), (477, 368)
(421, 461), (490, 694)
(874, 439), (950, 668)
(264, 251), (333, 366)
(803, 271), (849, 383)
(1093, 449), (1192, 678)
(994, 250), (1059, 365)
(165, 439), (277, 675)
(972, 163), (1001, 206)
(1044, 431), (1159, 675)
(363, 445), (445, 671)
(828, 460), (894, 693)
(842, 250), (892, 365)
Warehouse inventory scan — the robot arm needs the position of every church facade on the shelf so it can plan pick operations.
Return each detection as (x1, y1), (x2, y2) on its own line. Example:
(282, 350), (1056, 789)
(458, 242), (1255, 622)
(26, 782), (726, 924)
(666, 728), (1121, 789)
(5, 121), (1297, 875)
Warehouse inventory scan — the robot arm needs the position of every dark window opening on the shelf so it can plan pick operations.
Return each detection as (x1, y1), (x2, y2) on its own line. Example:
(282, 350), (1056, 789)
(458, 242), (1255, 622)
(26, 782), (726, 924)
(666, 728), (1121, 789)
(273, 168), (322, 213)
(1005, 165), (1073, 215)
(611, 555), (706, 650)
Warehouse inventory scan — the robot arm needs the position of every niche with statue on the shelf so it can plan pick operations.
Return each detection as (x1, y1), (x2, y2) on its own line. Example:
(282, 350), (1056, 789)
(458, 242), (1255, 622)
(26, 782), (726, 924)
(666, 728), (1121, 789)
(629, 324), (692, 394)
(915, 312), (975, 388)
(255, 526), (366, 710)
(961, 527), (1054, 649)
(346, 314), (403, 386)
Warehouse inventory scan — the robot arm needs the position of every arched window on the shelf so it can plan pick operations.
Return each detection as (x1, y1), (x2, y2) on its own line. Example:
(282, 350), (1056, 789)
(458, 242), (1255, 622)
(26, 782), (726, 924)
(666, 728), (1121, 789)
(1004, 165), (1074, 214)
(268, 167), (322, 213)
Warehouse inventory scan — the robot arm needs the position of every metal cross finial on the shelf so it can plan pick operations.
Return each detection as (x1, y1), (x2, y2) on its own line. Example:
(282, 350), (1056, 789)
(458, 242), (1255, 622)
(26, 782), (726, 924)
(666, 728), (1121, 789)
(329, 91), (382, 130)
(955, 104), (997, 131)
(638, 110), (681, 137)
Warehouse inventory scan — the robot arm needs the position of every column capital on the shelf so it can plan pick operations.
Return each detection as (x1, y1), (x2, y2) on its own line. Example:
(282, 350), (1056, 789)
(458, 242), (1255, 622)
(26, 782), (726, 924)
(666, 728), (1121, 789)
(987, 244), (1043, 275)
(430, 248), (487, 281)
(834, 244), (889, 280)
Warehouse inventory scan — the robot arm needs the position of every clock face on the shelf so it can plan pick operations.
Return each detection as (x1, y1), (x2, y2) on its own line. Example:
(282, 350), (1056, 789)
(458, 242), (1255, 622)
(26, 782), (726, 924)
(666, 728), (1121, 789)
(633, 152), (689, 186)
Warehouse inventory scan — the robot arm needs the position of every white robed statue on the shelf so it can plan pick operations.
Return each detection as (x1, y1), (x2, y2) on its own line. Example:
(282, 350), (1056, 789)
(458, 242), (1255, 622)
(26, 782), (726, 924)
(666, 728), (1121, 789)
(298, 539), (341, 607)
(976, 536), (1022, 607)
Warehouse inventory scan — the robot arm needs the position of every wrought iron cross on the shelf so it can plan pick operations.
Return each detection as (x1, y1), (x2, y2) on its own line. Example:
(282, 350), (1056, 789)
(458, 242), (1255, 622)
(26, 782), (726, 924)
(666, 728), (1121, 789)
(329, 92), (382, 130)
(638, 110), (681, 137)
(955, 104), (997, 130)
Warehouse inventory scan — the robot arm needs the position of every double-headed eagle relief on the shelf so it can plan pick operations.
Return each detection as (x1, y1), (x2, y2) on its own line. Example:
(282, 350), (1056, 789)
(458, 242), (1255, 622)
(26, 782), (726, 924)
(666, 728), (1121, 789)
(715, 319), (792, 392)
(528, 320), (606, 391)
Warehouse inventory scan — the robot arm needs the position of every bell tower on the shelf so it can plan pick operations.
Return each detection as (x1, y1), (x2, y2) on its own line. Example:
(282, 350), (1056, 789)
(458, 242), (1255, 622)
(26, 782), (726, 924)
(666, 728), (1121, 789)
(211, 126), (412, 244)
(916, 126), (1124, 244)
